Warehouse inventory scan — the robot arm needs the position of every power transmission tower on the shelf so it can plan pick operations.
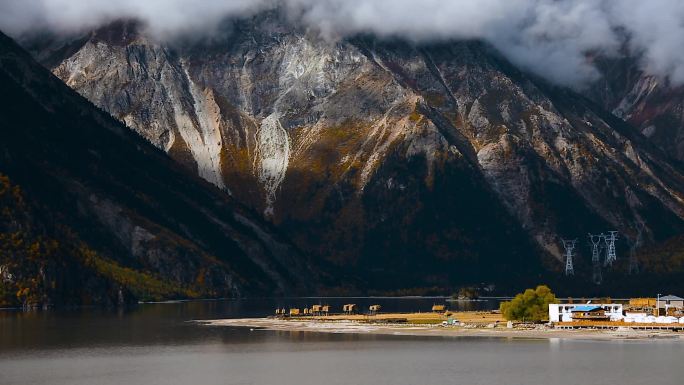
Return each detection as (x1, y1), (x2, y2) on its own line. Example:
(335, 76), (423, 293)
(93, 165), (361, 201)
(588, 233), (604, 284)
(604, 231), (618, 267)
(561, 239), (577, 276)
(629, 222), (644, 275)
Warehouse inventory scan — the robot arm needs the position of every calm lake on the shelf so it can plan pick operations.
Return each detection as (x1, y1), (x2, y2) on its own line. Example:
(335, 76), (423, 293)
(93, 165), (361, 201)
(1, 297), (683, 385)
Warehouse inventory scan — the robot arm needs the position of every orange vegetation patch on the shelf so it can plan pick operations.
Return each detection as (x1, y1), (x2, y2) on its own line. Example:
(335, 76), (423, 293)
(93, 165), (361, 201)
(288, 311), (504, 325)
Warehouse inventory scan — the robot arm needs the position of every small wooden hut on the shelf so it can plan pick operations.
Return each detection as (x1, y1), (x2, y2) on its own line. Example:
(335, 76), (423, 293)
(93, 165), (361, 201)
(369, 304), (381, 315)
(432, 304), (446, 313)
(343, 304), (358, 314)
(289, 308), (301, 316)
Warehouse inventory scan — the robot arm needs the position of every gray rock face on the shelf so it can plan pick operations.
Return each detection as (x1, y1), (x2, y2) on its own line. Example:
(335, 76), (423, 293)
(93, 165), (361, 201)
(28, 16), (684, 287)
(587, 54), (684, 163)
(1, 29), (315, 306)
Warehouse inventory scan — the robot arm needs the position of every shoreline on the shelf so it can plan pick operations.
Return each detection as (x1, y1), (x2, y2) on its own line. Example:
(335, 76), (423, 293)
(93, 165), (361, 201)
(198, 318), (684, 341)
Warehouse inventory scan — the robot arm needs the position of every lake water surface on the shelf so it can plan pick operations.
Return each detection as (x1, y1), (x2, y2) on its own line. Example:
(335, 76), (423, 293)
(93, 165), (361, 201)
(1, 298), (683, 385)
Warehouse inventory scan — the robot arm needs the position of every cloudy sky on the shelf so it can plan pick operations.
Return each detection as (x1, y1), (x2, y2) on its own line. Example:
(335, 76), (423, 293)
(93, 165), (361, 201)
(1, 0), (684, 88)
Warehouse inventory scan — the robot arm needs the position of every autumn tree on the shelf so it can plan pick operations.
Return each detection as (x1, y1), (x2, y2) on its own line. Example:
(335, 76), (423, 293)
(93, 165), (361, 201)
(499, 285), (557, 322)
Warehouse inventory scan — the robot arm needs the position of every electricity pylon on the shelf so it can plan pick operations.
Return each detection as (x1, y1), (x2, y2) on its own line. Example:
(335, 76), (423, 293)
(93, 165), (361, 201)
(604, 231), (618, 267)
(588, 233), (604, 284)
(629, 222), (643, 275)
(561, 239), (578, 276)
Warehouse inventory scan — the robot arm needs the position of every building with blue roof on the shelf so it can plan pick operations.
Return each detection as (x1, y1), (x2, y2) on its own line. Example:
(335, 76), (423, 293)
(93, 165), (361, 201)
(548, 303), (623, 322)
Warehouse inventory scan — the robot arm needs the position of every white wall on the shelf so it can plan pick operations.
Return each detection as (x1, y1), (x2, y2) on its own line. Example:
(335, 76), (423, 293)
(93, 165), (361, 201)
(548, 304), (623, 322)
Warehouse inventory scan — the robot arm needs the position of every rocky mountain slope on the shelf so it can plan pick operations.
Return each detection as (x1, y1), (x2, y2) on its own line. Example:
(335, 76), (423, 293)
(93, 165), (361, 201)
(25, 14), (684, 289)
(586, 54), (684, 163)
(0, 31), (315, 307)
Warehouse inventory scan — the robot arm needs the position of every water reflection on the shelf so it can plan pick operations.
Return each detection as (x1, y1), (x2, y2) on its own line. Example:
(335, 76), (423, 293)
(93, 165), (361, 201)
(1, 298), (684, 385)
(0, 297), (497, 352)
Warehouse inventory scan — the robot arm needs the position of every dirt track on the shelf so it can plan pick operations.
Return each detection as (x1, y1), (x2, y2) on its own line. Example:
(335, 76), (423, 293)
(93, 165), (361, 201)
(199, 317), (684, 341)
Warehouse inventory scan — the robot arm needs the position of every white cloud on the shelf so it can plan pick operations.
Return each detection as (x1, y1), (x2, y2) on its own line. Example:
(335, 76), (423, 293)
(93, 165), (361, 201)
(2, 0), (684, 87)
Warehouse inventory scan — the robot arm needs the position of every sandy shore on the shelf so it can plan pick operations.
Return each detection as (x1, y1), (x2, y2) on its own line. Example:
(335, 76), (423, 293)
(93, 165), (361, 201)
(198, 318), (684, 341)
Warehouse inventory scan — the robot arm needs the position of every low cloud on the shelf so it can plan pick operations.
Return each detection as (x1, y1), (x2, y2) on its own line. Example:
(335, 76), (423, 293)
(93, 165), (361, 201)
(2, 0), (684, 88)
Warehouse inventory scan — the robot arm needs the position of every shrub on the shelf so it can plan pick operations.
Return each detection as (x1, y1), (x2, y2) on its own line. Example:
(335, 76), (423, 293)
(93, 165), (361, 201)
(500, 285), (557, 322)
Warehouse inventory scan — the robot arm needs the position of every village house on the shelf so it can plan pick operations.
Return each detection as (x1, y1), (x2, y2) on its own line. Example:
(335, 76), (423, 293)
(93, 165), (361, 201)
(548, 303), (623, 322)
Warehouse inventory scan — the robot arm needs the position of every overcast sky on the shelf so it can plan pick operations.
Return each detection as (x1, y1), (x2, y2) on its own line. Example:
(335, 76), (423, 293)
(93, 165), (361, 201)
(2, 0), (684, 88)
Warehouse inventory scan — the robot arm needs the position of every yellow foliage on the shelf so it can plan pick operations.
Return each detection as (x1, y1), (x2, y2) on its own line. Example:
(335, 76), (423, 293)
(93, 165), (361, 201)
(409, 109), (422, 122)
(500, 285), (556, 322)
(79, 246), (200, 301)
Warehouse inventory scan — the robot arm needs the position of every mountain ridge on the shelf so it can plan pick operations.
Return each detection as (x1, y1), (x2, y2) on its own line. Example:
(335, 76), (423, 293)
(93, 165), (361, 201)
(18, 12), (684, 292)
(587, 52), (684, 164)
(0, 30), (318, 307)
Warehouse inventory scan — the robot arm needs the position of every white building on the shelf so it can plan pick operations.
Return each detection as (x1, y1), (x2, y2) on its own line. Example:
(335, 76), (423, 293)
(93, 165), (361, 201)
(548, 303), (623, 322)
(623, 312), (647, 323)
(657, 295), (684, 314)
